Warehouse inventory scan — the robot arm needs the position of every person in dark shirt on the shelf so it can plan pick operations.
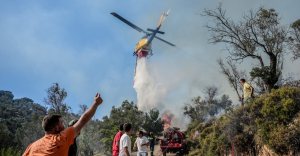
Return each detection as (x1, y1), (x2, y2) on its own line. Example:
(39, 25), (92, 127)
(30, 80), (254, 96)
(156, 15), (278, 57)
(68, 119), (79, 156)
(147, 132), (158, 156)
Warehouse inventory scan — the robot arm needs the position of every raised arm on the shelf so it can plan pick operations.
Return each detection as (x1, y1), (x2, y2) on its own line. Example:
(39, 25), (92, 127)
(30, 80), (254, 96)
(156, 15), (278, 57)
(73, 93), (103, 138)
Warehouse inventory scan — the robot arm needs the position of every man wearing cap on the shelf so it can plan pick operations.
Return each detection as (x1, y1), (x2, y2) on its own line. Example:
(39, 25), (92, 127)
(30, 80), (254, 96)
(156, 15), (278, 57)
(68, 119), (79, 156)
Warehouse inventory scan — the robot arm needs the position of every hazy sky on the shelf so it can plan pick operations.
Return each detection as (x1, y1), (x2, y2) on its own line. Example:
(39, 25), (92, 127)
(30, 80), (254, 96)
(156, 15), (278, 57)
(1, 0), (300, 120)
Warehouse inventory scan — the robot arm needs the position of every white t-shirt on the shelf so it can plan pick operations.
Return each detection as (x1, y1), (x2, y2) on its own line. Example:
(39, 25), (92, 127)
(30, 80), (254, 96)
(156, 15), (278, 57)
(135, 136), (149, 154)
(119, 134), (131, 156)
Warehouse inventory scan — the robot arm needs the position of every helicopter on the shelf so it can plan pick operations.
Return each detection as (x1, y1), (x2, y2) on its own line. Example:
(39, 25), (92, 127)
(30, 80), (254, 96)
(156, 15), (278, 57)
(110, 10), (175, 77)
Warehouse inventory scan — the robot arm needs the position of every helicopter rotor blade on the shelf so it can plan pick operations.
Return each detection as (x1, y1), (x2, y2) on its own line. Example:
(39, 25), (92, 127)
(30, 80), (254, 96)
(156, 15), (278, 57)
(154, 36), (176, 46)
(111, 12), (148, 34)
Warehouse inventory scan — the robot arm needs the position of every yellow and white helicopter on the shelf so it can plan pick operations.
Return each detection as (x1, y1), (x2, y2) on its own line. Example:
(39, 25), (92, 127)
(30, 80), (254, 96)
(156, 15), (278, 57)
(111, 10), (175, 77)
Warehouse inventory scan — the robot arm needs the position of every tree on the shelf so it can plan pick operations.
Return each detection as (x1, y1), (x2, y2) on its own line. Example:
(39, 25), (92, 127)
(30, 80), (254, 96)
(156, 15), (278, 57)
(183, 86), (232, 123)
(44, 83), (68, 115)
(0, 124), (10, 150)
(217, 58), (248, 103)
(142, 108), (164, 135)
(203, 4), (290, 93)
(97, 100), (144, 154)
(43, 83), (71, 126)
(109, 100), (144, 132)
(289, 19), (300, 60)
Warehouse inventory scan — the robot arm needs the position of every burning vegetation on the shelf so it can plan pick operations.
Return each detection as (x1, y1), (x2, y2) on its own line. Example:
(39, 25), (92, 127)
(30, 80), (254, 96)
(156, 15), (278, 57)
(161, 110), (174, 131)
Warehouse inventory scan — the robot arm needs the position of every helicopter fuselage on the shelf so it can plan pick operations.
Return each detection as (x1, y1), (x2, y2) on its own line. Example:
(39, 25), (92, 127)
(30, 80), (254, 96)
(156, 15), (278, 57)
(134, 36), (152, 58)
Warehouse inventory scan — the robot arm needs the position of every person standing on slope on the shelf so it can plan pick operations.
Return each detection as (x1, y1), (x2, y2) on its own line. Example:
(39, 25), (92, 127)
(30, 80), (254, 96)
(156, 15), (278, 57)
(240, 79), (254, 106)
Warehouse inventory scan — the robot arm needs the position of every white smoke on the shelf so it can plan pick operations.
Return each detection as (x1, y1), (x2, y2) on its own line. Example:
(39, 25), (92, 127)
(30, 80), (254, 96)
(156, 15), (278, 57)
(133, 57), (191, 129)
(133, 57), (169, 110)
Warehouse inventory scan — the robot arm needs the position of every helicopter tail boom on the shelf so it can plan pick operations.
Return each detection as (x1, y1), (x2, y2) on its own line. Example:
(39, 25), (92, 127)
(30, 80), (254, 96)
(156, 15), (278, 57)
(147, 12), (165, 45)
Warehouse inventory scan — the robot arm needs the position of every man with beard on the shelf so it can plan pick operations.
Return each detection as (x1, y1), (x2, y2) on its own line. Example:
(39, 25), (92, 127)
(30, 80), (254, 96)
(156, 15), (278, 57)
(22, 93), (103, 156)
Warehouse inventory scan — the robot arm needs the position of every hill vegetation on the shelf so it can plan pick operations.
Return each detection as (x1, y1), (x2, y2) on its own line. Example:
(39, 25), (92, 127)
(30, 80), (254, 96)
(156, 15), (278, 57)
(0, 83), (164, 156)
(186, 87), (300, 156)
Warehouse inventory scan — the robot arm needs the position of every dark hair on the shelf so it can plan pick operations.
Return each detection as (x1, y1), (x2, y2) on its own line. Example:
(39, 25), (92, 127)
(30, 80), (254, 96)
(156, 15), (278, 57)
(123, 123), (132, 132)
(240, 79), (246, 83)
(119, 124), (124, 131)
(139, 131), (144, 136)
(42, 114), (62, 131)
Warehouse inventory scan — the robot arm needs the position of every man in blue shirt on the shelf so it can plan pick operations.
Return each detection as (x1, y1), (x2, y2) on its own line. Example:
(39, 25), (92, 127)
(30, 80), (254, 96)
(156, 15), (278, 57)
(147, 132), (158, 156)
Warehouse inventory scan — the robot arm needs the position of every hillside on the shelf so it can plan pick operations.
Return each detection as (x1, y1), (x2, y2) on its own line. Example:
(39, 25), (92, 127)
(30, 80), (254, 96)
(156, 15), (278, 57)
(186, 86), (300, 156)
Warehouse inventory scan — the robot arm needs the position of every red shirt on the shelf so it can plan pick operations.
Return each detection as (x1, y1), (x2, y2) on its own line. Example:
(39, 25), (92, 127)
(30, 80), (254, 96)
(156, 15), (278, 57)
(112, 131), (123, 156)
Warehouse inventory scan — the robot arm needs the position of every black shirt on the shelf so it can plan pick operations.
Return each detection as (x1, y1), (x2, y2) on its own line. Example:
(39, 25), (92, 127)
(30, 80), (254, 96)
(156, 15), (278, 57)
(68, 139), (77, 156)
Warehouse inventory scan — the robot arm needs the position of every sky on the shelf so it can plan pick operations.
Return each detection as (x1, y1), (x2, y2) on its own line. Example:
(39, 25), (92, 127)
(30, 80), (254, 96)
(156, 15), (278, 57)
(1, 0), (300, 121)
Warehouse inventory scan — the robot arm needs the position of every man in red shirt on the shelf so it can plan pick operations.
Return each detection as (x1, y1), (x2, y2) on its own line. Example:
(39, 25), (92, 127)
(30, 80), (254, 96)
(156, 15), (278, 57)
(112, 124), (124, 156)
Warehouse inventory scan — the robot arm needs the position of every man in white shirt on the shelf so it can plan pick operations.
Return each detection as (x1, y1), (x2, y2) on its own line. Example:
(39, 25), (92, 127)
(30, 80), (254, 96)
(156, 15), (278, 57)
(133, 131), (149, 156)
(119, 123), (132, 156)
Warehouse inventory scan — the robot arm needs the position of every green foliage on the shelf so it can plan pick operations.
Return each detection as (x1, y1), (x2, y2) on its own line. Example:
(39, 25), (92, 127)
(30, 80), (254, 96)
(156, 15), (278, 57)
(0, 124), (10, 150)
(98, 100), (145, 154)
(187, 117), (230, 156)
(99, 123), (119, 154)
(0, 90), (43, 152)
(109, 100), (144, 132)
(184, 86), (232, 124)
(142, 108), (164, 135)
(1, 85), (149, 155)
(186, 87), (300, 155)
(252, 87), (300, 154)
(0, 147), (21, 156)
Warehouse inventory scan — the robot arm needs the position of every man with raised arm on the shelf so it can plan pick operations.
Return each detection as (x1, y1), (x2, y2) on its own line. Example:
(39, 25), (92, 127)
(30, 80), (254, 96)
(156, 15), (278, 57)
(23, 93), (103, 156)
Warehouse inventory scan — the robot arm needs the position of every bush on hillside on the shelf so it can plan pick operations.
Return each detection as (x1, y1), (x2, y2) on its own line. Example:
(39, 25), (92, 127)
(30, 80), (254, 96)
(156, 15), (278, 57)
(186, 87), (300, 155)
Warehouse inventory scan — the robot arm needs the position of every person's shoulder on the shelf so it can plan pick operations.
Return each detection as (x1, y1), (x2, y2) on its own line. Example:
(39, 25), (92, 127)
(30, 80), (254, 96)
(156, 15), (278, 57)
(245, 82), (251, 87)
(120, 134), (127, 139)
(62, 126), (74, 133)
(59, 127), (74, 139)
(23, 137), (44, 155)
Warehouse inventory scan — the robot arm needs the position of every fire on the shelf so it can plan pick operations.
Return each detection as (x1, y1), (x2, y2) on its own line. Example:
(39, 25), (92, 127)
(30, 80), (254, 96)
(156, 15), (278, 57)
(161, 110), (174, 131)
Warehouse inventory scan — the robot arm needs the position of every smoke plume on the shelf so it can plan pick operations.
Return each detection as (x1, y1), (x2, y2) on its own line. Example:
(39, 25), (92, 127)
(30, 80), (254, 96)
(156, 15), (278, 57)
(133, 57), (191, 129)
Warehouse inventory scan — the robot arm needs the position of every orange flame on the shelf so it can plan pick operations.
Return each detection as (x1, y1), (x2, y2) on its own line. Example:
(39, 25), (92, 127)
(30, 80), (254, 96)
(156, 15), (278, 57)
(161, 110), (174, 131)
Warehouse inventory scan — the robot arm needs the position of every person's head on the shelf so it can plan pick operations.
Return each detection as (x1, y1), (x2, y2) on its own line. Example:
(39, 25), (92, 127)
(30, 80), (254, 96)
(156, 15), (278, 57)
(123, 123), (132, 134)
(138, 131), (144, 138)
(42, 114), (64, 134)
(119, 124), (124, 133)
(240, 79), (246, 86)
(150, 132), (153, 136)
(69, 119), (79, 136)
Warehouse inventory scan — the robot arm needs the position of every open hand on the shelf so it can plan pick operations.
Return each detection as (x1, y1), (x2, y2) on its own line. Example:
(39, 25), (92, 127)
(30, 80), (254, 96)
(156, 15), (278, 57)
(94, 93), (103, 106)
